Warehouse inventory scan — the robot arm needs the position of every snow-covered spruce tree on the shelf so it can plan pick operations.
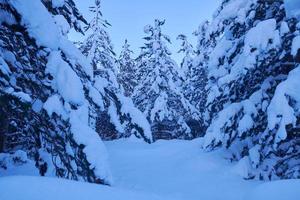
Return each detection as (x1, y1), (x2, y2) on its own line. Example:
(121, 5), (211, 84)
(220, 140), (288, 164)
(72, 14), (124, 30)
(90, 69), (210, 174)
(188, 21), (210, 116)
(80, 0), (152, 143)
(117, 39), (137, 97)
(202, 0), (300, 180)
(177, 34), (207, 136)
(132, 19), (201, 140)
(80, 0), (118, 88)
(0, 0), (112, 184)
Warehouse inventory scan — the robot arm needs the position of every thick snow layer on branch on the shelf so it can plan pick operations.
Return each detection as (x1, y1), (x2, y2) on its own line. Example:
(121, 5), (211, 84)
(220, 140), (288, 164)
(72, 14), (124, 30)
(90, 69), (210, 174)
(52, 0), (65, 8)
(0, 56), (11, 76)
(43, 94), (68, 119)
(215, 19), (281, 88)
(46, 51), (85, 105)
(267, 65), (300, 143)
(10, 0), (93, 78)
(54, 15), (70, 35)
(151, 92), (170, 122)
(244, 19), (280, 54)
(118, 95), (153, 142)
(204, 98), (257, 149)
(211, 0), (256, 32)
(70, 105), (113, 185)
(10, 0), (61, 50)
(88, 85), (105, 110)
(59, 39), (94, 78)
(108, 103), (125, 134)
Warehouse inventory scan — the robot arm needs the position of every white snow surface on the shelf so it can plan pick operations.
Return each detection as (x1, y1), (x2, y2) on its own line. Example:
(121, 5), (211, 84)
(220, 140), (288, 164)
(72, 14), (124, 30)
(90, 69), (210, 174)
(246, 179), (300, 200)
(107, 139), (257, 200)
(0, 176), (166, 200)
(1, 139), (300, 200)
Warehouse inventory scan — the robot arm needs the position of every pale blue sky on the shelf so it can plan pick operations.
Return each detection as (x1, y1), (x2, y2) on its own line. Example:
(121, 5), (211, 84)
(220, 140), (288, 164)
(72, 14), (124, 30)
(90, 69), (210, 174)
(71, 0), (221, 62)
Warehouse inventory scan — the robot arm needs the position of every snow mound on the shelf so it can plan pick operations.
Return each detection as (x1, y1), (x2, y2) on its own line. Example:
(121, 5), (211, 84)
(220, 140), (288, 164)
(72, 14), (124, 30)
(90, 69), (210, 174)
(0, 176), (167, 200)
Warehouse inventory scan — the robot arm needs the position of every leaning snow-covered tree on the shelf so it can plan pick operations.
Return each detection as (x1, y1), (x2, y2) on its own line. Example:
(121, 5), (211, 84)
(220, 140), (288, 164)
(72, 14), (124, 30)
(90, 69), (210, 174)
(0, 0), (112, 184)
(132, 19), (201, 141)
(80, 0), (152, 143)
(117, 39), (137, 97)
(202, 0), (300, 180)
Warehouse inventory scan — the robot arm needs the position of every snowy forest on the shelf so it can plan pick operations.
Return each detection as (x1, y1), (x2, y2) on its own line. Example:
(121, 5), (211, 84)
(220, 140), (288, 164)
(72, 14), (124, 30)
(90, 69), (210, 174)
(1, 0), (300, 199)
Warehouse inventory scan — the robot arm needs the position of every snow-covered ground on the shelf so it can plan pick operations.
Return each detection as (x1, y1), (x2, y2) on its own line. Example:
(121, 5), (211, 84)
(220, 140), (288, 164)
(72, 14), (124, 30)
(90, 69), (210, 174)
(0, 176), (166, 200)
(106, 138), (258, 200)
(1, 138), (300, 200)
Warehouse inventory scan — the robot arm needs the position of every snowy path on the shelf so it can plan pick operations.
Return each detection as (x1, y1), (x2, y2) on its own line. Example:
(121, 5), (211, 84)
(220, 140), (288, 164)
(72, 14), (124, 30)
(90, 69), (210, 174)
(106, 138), (259, 200)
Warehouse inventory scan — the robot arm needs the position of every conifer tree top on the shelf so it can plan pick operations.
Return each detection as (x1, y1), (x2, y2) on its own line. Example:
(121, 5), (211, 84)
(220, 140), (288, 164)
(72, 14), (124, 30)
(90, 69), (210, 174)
(141, 19), (172, 60)
(119, 39), (134, 60)
(80, 0), (116, 72)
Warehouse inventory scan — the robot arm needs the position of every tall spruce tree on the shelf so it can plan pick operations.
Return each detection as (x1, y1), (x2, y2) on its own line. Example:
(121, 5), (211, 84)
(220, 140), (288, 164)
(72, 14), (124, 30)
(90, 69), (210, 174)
(178, 30), (208, 111)
(117, 40), (137, 97)
(133, 19), (201, 140)
(202, 0), (300, 180)
(177, 34), (207, 136)
(80, 0), (118, 89)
